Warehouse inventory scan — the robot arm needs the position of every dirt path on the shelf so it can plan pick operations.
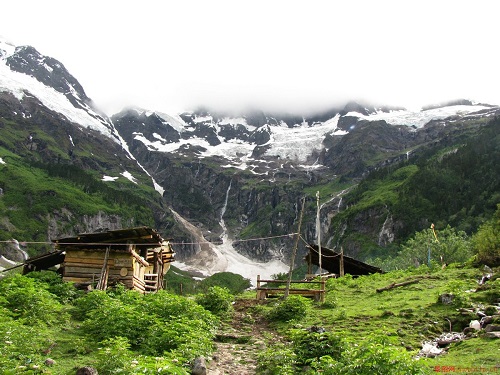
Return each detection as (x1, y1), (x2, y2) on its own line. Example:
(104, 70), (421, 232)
(206, 298), (280, 375)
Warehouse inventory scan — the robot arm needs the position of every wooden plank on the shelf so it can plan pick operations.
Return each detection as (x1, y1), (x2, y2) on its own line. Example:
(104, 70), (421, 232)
(65, 266), (102, 274)
(64, 262), (112, 269)
(64, 257), (116, 265)
(63, 277), (91, 283)
(257, 288), (323, 293)
(65, 250), (109, 259)
(258, 279), (324, 284)
(376, 278), (421, 293)
(65, 251), (131, 260)
(130, 250), (149, 266)
(65, 265), (132, 275)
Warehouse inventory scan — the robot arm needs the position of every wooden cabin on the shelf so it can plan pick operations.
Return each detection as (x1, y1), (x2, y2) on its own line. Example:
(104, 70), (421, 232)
(51, 227), (175, 293)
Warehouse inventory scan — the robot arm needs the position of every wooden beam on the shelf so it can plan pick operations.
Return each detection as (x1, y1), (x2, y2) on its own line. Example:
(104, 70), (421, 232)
(376, 278), (422, 293)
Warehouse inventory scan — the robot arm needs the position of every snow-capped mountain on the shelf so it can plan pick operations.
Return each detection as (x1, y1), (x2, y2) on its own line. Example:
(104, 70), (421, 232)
(3, 37), (498, 181)
(0, 38), (117, 140)
(112, 100), (499, 179)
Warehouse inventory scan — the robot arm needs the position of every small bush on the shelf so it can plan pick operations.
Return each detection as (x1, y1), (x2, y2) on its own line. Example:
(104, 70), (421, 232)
(80, 289), (218, 360)
(290, 328), (344, 365)
(0, 319), (46, 371)
(443, 280), (471, 308)
(0, 274), (67, 325)
(94, 337), (134, 375)
(26, 270), (81, 303)
(309, 334), (430, 375)
(72, 290), (111, 320)
(195, 286), (234, 319)
(267, 295), (311, 322)
(256, 344), (297, 375)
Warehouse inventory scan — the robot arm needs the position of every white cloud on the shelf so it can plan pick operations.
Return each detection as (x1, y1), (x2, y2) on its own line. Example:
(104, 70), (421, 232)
(1, 0), (499, 115)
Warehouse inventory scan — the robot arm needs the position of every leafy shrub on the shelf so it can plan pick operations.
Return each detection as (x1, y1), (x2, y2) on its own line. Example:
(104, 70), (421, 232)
(0, 274), (67, 325)
(267, 295), (311, 322)
(322, 292), (338, 308)
(72, 289), (111, 320)
(144, 290), (217, 323)
(141, 316), (215, 360)
(94, 337), (134, 375)
(195, 286), (234, 319)
(290, 328), (344, 365)
(473, 204), (500, 266)
(83, 298), (150, 347)
(256, 343), (297, 375)
(443, 280), (471, 308)
(80, 289), (218, 360)
(309, 334), (430, 375)
(26, 270), (81, 303)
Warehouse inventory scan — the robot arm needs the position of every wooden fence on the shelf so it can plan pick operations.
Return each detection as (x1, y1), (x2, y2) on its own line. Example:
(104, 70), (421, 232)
(256, 274), (326, 302)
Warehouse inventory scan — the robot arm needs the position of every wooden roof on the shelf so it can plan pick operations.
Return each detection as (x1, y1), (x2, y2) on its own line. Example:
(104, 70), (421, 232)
(23, 250), (65, 273)
(305, 244), (383, 276)
(53, 226), (169, 252)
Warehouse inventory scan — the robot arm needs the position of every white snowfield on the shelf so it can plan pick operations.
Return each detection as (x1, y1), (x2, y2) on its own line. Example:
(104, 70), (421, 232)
(133, 100), (495, 173)
(0, 39), (116, 139)
(346, 104), (494, 128)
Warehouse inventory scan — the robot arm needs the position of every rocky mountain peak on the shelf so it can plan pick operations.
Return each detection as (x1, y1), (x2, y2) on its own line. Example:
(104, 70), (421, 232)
(6, 45), (89, 106)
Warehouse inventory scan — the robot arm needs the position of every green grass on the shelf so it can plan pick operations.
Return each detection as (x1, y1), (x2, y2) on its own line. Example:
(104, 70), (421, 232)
(1, 265), (498, 374)
(257, 265), (499, 372)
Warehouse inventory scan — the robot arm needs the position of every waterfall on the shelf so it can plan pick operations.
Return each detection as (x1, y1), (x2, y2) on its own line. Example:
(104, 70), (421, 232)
(172, 178), (288, 285)
(219, 180), (232, 235)
(378, 214), (394, 246)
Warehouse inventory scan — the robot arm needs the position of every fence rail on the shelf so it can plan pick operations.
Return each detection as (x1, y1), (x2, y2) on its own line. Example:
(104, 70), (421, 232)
(255, 274), (326, 302)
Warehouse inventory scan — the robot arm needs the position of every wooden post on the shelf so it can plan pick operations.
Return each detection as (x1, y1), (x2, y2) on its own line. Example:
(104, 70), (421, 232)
(316, 191), (322, 274)
(320, 276), (326, 303)
(307, 253), (312, 275)
(256, 274), (263, 300)
(96, 246), (110, 290)
(284, 197), (305, 299)
(340, 246), (344, 277)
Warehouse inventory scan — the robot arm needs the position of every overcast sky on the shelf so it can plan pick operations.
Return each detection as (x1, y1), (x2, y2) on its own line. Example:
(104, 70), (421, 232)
(2, 0), (499, 115)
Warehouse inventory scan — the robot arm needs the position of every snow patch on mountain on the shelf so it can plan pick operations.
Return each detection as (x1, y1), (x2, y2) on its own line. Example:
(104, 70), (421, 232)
(102, 175), (119, 182)
(154, 111), (188, 133)
(120, 171), (138, 184)
(0, 59), (115, 138)
(134, 111), (345, 169)
(262, 114), (345, 161)
(348, 104), (493, 128)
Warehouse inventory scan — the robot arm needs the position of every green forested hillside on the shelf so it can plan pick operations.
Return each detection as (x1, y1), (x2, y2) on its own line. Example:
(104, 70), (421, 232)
(329, 117), (500, 262)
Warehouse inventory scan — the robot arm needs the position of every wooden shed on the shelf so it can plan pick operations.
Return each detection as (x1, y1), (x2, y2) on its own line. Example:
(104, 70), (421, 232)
(53, 226), (175, 293)
(305, 244), (383, 276)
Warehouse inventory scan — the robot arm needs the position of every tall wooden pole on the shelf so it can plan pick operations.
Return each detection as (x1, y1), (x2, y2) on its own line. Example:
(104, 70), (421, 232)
(284, 197), (305, 299)
(340, 246), (345, 277)
(316, 191), (322, 275)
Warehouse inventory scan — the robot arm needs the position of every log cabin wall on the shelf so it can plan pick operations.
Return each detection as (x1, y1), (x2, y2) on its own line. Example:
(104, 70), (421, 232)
(62, 248), (158, 292)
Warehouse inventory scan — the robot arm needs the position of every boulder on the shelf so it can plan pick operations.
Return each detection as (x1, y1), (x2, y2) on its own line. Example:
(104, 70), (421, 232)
(485, 324), (500, 333)
(192, 356), (207, 375)
(76, 367), (98, 375)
